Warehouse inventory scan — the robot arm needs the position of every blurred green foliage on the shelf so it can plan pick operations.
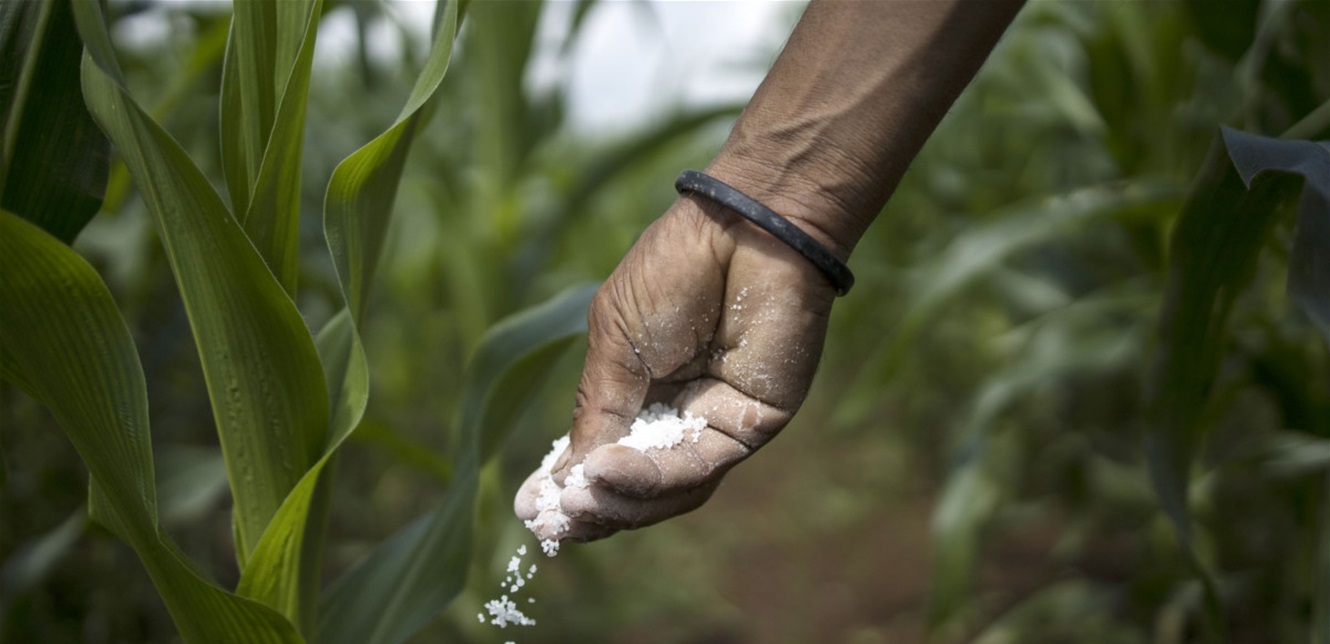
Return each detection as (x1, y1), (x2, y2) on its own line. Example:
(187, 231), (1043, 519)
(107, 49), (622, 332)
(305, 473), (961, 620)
(1, 0), (1328, 642)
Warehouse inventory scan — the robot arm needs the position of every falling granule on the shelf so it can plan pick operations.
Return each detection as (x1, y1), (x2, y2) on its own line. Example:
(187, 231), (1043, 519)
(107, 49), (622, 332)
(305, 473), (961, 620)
(540, 539), (560, 557)
(481, 594), (535, 628)
(478, 544), (540, 631)
(490, 405), (710, 638)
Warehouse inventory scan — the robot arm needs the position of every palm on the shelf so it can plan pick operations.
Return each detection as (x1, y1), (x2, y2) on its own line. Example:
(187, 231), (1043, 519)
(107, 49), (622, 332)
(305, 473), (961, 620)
(517, 196), (836, 542)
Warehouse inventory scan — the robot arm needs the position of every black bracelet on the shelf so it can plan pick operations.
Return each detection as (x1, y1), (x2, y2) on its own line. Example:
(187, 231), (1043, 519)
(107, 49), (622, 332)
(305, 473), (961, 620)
(675, 170), (855, 296)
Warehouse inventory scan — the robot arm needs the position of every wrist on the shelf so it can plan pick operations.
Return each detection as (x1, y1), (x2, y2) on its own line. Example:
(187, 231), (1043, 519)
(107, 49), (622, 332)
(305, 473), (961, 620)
(674, 170), (855, 296)
(703, 138), (876, 261)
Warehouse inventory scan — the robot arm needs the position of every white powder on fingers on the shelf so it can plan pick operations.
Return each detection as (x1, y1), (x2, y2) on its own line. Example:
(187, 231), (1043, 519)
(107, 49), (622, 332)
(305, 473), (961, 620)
(521, 405), (709, 546)
(490, 405), (708, 638)
(565, 464), (590, 489)
(521, 436), (573, 552)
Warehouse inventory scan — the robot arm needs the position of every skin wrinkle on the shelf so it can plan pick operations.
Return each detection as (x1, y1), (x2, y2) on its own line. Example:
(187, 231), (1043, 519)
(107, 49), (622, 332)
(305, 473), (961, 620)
(738, 110), (882, 225)
(682, 378), (792, 450)
(518, 0), (1025, 543)
(611, 269), (655, 378)
(561, 479), (722, 530)
(713, 0), (1022, 256)
(588, 426), (751, 499)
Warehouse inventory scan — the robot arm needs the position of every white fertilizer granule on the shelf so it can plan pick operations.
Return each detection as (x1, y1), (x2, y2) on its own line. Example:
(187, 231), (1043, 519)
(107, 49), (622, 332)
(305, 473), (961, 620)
(522, 404), (707, 546)
(490, 405), (708, 638)
(617, 402), (707, 451)
(478, 544), (542, 630)
(564, 463), (590, 489)
(521, 437), (573, 554)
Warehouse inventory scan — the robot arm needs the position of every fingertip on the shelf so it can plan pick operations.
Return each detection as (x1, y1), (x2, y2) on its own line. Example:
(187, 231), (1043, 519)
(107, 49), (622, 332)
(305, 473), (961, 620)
(583, 444), (663, 498)
(514, 469), (543, 521)
(530, 509), (572, 542)
(559, 478), (720, 531)
(558, 484), (645, 528)
(558, 484), (599, 519)
(563, 520), (618, 543)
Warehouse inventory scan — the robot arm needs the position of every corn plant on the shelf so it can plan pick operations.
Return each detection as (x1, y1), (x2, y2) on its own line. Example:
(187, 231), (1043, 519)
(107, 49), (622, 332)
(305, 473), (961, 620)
(838, 3), (1329, 639)
(0, 0), (595, 641)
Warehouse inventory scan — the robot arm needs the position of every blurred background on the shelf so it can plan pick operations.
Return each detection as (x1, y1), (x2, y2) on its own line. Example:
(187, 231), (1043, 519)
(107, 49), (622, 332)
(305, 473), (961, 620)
(2, 0), (1328, 642)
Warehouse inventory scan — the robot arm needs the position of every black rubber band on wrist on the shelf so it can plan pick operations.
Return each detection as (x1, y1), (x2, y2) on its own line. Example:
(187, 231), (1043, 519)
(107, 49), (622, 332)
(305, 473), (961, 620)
(675, 169), (855, 296)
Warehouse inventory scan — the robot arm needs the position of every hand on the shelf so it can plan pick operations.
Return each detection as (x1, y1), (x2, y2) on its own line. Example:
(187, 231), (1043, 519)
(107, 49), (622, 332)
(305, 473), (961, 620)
(514, 193), (837, 543)
(514, 0), (1023, 547)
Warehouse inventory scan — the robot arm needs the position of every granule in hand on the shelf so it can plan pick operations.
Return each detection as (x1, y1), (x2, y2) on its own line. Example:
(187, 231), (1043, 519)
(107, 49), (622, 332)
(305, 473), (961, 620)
(565, 464), (590, 489)
(524, 404), (707, 546)
(616, 402), (707, 451)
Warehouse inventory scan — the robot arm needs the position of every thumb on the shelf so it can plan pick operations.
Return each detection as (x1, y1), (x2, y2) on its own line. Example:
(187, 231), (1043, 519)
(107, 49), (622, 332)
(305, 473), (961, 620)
(556, 288), (650, 480)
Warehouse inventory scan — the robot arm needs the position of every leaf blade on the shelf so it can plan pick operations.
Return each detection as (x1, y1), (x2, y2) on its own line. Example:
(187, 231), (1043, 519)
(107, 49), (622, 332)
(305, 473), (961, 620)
(1146, 127), (1319, 537)
(325, 0), (461, 323)
(222, 0), (322, 294)
(0, 0), (108, 243)
(0, 211), (302, 643)
(1144, 127), (1327, 636)
(238, 0), (462, 628)
(317, 283), (596, 644)
(73, 0), (329, 566)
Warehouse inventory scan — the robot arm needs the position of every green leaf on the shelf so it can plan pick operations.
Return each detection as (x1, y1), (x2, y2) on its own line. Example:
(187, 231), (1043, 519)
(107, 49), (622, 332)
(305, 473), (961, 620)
(325, 0), (461, 324)
(1184, 0), (1259, 62)
(157, 446), (230, 528)
(102, 14), (232, 215)
(1243, 431), (1330, 479)
(1317, 470), (1330, 644)
(550, 104), (741, 227)
(1144, 127), (1326, 637)
(0, 507), (86, 601)
(456, 283), (596, 455)
(72, 0), (329, 567)
(220, 0), (322, 294)
(235, 311), (365, 629)
(1212, 130), (1329, 644)
(930, 291), (1147, 628)
(0, 211), (302, 643)
(317, 461), (478, 644)
(833, 180), (1179, 429)
(467, 0), (543, 192)
(0, 0), (108, 243)
(1146, 128), (1322, 539)
(970, 580), (1138, 643)
(352, 419), (454, 485)
(237, 0), (462, 629)
(207, 0), (326, 627)
(0, 210), (155, 536)
(1225, 130), (1330, 343)
(463, 283), (599, 461)
(317, 283), (596, 644)
(219, 1), (278, 213)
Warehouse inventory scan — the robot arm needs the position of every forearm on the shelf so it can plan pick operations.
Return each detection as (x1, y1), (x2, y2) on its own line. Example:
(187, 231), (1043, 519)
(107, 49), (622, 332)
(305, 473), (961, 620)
(704, 0), (1024, 258)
